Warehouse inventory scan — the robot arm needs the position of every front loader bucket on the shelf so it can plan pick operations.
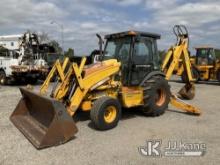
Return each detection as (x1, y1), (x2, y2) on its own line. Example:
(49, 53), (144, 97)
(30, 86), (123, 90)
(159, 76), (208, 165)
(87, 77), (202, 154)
(10, 87), (78, 149)
(178, 83), (195, 100)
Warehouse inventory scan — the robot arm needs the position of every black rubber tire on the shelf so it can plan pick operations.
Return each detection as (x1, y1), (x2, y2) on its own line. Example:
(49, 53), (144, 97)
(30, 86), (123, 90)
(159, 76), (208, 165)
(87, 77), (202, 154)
(0, 70), (7, 85)
(181, 68), (199, 83)
(90, 97), (121, 130)
(141, 75), (171, 116)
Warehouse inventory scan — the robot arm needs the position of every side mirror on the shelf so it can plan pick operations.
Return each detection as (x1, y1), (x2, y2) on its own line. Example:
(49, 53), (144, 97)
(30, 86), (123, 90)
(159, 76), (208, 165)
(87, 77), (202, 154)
(96, 34), (104, 45)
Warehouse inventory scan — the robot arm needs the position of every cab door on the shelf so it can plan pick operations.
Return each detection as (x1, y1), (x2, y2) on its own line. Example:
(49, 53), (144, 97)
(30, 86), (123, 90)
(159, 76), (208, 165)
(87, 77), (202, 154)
(130, 37), (155, 85)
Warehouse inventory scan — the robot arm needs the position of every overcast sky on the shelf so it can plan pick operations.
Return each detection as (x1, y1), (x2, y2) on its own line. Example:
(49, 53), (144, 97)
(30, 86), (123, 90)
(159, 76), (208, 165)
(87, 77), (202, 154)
(0, 0), (219, 55)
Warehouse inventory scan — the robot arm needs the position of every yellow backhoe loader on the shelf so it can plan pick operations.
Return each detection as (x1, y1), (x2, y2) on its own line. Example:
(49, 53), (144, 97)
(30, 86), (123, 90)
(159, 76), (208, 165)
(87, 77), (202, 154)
(182, 46), (220, 83)
(10, 25), (201, 149)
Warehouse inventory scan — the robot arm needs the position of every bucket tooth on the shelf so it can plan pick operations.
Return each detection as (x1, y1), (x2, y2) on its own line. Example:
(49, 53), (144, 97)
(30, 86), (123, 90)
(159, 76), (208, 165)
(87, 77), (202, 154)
(10, 87), (78, 149)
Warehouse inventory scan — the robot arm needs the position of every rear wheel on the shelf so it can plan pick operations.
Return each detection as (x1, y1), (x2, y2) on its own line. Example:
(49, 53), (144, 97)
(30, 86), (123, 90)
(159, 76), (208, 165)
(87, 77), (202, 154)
(90, 97), (121, 130)
(0, 70), (7, 85)
(141, 76), (171, 116)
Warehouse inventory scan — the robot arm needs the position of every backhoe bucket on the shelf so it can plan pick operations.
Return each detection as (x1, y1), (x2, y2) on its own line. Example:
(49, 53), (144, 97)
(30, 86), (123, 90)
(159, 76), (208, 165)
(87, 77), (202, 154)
(178, 83), (195, 100)
(10, 87), (78, 149)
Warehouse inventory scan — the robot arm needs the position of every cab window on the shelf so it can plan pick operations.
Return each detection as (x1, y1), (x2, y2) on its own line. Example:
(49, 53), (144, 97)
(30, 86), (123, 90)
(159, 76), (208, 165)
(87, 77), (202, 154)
(133, 39), (152, 64)
(104, 37), (131, 62)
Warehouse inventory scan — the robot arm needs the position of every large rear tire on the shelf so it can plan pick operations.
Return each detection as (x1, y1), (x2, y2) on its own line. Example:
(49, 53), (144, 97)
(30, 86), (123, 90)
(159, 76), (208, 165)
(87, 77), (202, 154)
(141, 76), (171, 116)
(90, 97), (121, 130)
(0, 70), (7, 85)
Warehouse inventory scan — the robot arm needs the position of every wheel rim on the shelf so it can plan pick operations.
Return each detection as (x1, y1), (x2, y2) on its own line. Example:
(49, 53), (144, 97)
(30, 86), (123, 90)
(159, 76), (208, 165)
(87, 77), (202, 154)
(155, 88), (166, 106)
(104, 106), (117, 123)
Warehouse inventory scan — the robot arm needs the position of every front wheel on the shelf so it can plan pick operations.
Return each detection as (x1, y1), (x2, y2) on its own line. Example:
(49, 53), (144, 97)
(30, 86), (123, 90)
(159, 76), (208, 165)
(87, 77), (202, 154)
(90, 97), (121, 130)
(141, 76), (171, 116)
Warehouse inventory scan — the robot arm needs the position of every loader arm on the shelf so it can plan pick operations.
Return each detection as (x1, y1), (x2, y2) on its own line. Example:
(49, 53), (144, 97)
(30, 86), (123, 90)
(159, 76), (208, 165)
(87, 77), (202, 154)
(66, 59), (121, 116)
(40, 58), (69, 95)
(52, 57), (87, 99)
(48, 58), (121, 116)
(67, 61), (121, 116)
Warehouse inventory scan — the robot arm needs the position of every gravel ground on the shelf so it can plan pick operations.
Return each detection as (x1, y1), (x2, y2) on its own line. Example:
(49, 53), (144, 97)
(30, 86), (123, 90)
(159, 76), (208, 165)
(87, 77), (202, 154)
(0, 79), (219, 165)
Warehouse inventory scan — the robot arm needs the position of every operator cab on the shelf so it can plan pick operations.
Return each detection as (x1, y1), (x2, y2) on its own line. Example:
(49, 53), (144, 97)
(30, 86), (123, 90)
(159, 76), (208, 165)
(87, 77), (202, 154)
(103, 31), (161, 86)
(195, 46), (217, 66)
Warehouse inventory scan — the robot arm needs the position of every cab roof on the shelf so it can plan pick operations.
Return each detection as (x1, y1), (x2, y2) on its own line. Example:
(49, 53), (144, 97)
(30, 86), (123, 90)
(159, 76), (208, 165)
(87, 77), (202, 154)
(105, 31), (161, 40)
(195, 46), (220, 52)
(194, 45), (214, 49)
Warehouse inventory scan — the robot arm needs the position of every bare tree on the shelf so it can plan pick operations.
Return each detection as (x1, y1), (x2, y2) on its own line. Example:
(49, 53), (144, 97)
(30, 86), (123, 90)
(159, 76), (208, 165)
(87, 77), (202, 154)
(38, 31), (50, 44)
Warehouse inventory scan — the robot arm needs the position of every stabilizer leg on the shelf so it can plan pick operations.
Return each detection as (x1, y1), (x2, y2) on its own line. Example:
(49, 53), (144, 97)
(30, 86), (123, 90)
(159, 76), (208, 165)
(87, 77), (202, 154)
(170, 94), (201, 115)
